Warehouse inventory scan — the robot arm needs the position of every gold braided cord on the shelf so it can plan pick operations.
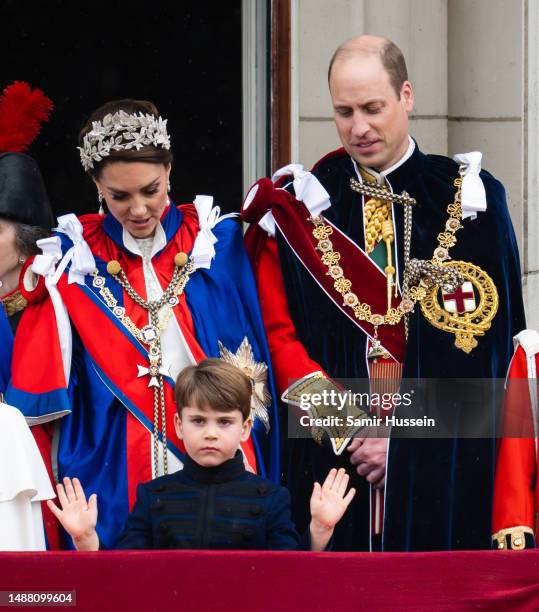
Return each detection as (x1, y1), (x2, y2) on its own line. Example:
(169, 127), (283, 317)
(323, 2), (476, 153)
(358, 168), (397, 312)
(358, 168), (392, 254)
(364, 197), (391, 254)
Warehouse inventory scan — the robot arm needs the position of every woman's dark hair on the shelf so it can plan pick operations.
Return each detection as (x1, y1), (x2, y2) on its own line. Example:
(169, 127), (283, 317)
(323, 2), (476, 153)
(78, 99), (173, 178)
(12, 221), (51, 258)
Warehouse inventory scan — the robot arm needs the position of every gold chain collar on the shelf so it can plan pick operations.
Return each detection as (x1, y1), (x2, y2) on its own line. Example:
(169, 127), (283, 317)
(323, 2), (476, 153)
(91, 252), (194, 476)
(308, 166), (498, 353)
(310, 176), (425, 328)
(310, 217), (410, 328)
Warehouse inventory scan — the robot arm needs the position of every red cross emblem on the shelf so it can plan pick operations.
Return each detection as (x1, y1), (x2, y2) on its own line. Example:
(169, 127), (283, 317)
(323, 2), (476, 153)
(442, 281), (476, 314)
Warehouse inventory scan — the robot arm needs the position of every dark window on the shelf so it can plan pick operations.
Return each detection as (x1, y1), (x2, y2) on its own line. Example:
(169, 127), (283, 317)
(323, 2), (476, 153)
(1, 0), (243, 216)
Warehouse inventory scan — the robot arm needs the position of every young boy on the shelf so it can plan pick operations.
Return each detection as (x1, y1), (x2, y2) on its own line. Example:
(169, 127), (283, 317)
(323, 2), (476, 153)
(47, 359), (355, 551)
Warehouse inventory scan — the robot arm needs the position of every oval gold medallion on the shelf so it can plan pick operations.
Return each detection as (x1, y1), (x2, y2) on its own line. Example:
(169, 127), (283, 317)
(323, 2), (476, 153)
(419, 260), (499, 353)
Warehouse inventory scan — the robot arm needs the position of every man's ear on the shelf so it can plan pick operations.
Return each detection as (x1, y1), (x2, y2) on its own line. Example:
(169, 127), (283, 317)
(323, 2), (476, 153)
(174, 412), (183, 439)
(401, 80), (414, 113)
(240, 417), (253, 442)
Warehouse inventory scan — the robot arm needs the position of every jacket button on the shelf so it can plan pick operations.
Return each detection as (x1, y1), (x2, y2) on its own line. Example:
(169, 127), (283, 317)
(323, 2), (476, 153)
(250, 506), (263, 516)
(257, 485), (268, 495)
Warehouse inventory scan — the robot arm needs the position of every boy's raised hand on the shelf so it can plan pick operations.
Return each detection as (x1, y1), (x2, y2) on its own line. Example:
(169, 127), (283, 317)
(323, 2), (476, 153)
(309, 468), (356, 551)
(46, 477), (99, 551)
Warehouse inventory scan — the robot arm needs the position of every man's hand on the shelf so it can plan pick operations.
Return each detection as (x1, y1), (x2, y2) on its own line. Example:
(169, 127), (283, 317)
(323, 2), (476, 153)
(46, 477), (99, 551)
(347, 437), (388, 489)
(309, 468), (356, 551)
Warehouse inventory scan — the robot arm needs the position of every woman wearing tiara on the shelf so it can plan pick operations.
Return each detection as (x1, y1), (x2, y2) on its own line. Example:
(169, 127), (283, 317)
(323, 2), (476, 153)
(7, 99), (280, 549)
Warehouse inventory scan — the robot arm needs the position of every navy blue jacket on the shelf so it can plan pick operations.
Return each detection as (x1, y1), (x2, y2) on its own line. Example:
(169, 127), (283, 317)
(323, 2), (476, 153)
(114, 452), (303, 550)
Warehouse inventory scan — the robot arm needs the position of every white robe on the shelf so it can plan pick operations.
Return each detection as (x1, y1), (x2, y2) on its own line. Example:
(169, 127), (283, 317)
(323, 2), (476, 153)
(0, 402), (55, 551)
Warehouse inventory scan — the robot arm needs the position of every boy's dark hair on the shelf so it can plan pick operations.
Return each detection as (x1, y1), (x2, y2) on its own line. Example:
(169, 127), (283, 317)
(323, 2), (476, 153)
(174, 359), (252, 421)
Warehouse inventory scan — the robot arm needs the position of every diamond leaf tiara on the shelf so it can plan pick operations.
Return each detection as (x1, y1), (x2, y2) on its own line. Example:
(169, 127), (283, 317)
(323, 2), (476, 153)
(78, 110), (171, 171)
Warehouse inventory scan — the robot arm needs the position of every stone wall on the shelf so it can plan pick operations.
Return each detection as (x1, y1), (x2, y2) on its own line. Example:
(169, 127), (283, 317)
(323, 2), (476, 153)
(292, 0), (534, 324)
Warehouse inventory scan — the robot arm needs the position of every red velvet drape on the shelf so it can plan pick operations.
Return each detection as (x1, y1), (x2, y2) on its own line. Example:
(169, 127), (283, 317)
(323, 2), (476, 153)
(1, 550), (538, 611)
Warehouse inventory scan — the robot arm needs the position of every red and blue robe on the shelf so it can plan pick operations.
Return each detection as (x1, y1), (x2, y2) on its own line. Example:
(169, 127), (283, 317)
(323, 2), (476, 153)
(7, 202), (280, 549)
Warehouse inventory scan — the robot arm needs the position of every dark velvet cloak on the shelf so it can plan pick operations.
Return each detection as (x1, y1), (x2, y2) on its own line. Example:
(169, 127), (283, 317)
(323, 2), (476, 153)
(275, 144), (525, 551)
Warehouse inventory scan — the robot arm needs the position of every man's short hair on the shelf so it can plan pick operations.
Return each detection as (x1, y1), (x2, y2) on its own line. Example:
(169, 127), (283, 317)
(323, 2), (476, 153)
(328, 38), (408, 99)
(174, 359), (252, 421)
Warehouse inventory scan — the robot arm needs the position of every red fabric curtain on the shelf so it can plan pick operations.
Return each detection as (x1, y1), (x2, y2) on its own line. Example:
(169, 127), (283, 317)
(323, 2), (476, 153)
(1, 550), (538, 611)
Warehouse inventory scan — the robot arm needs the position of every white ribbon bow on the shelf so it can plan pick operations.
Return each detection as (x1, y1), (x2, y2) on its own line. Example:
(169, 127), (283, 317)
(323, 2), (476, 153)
(255, 164), (332, 237)
(452, 152), (487, 220)
(54, 214), (96, 284)
(32, 236), (72, 384)
(32, 236), (63, 278)
(192, 195), (220, 270)
(271, 164), (331, 217)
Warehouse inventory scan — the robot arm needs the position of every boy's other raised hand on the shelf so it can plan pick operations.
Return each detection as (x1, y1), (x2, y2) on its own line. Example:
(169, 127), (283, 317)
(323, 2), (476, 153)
(46, 477), (99, 551)
(310, 468), (356, 533)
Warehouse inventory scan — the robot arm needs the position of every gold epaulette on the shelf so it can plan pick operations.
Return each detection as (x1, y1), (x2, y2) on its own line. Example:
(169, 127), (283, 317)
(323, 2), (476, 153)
(1, 290), (26, 317)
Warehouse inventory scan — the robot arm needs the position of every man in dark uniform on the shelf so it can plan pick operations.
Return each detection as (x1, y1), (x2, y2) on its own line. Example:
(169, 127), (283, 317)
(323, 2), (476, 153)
(241, 35), (525, 551)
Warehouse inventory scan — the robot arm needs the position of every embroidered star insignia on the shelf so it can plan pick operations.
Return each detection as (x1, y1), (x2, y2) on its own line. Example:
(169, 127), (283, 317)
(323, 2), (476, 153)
(218, 337), (272, 433)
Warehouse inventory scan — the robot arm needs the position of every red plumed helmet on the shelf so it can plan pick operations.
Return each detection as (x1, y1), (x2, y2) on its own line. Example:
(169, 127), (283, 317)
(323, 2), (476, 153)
(0, 81), (53, 153)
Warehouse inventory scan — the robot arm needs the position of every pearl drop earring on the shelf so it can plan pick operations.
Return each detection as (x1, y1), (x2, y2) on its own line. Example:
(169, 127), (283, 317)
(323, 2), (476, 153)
(98, 189), (104, 214)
